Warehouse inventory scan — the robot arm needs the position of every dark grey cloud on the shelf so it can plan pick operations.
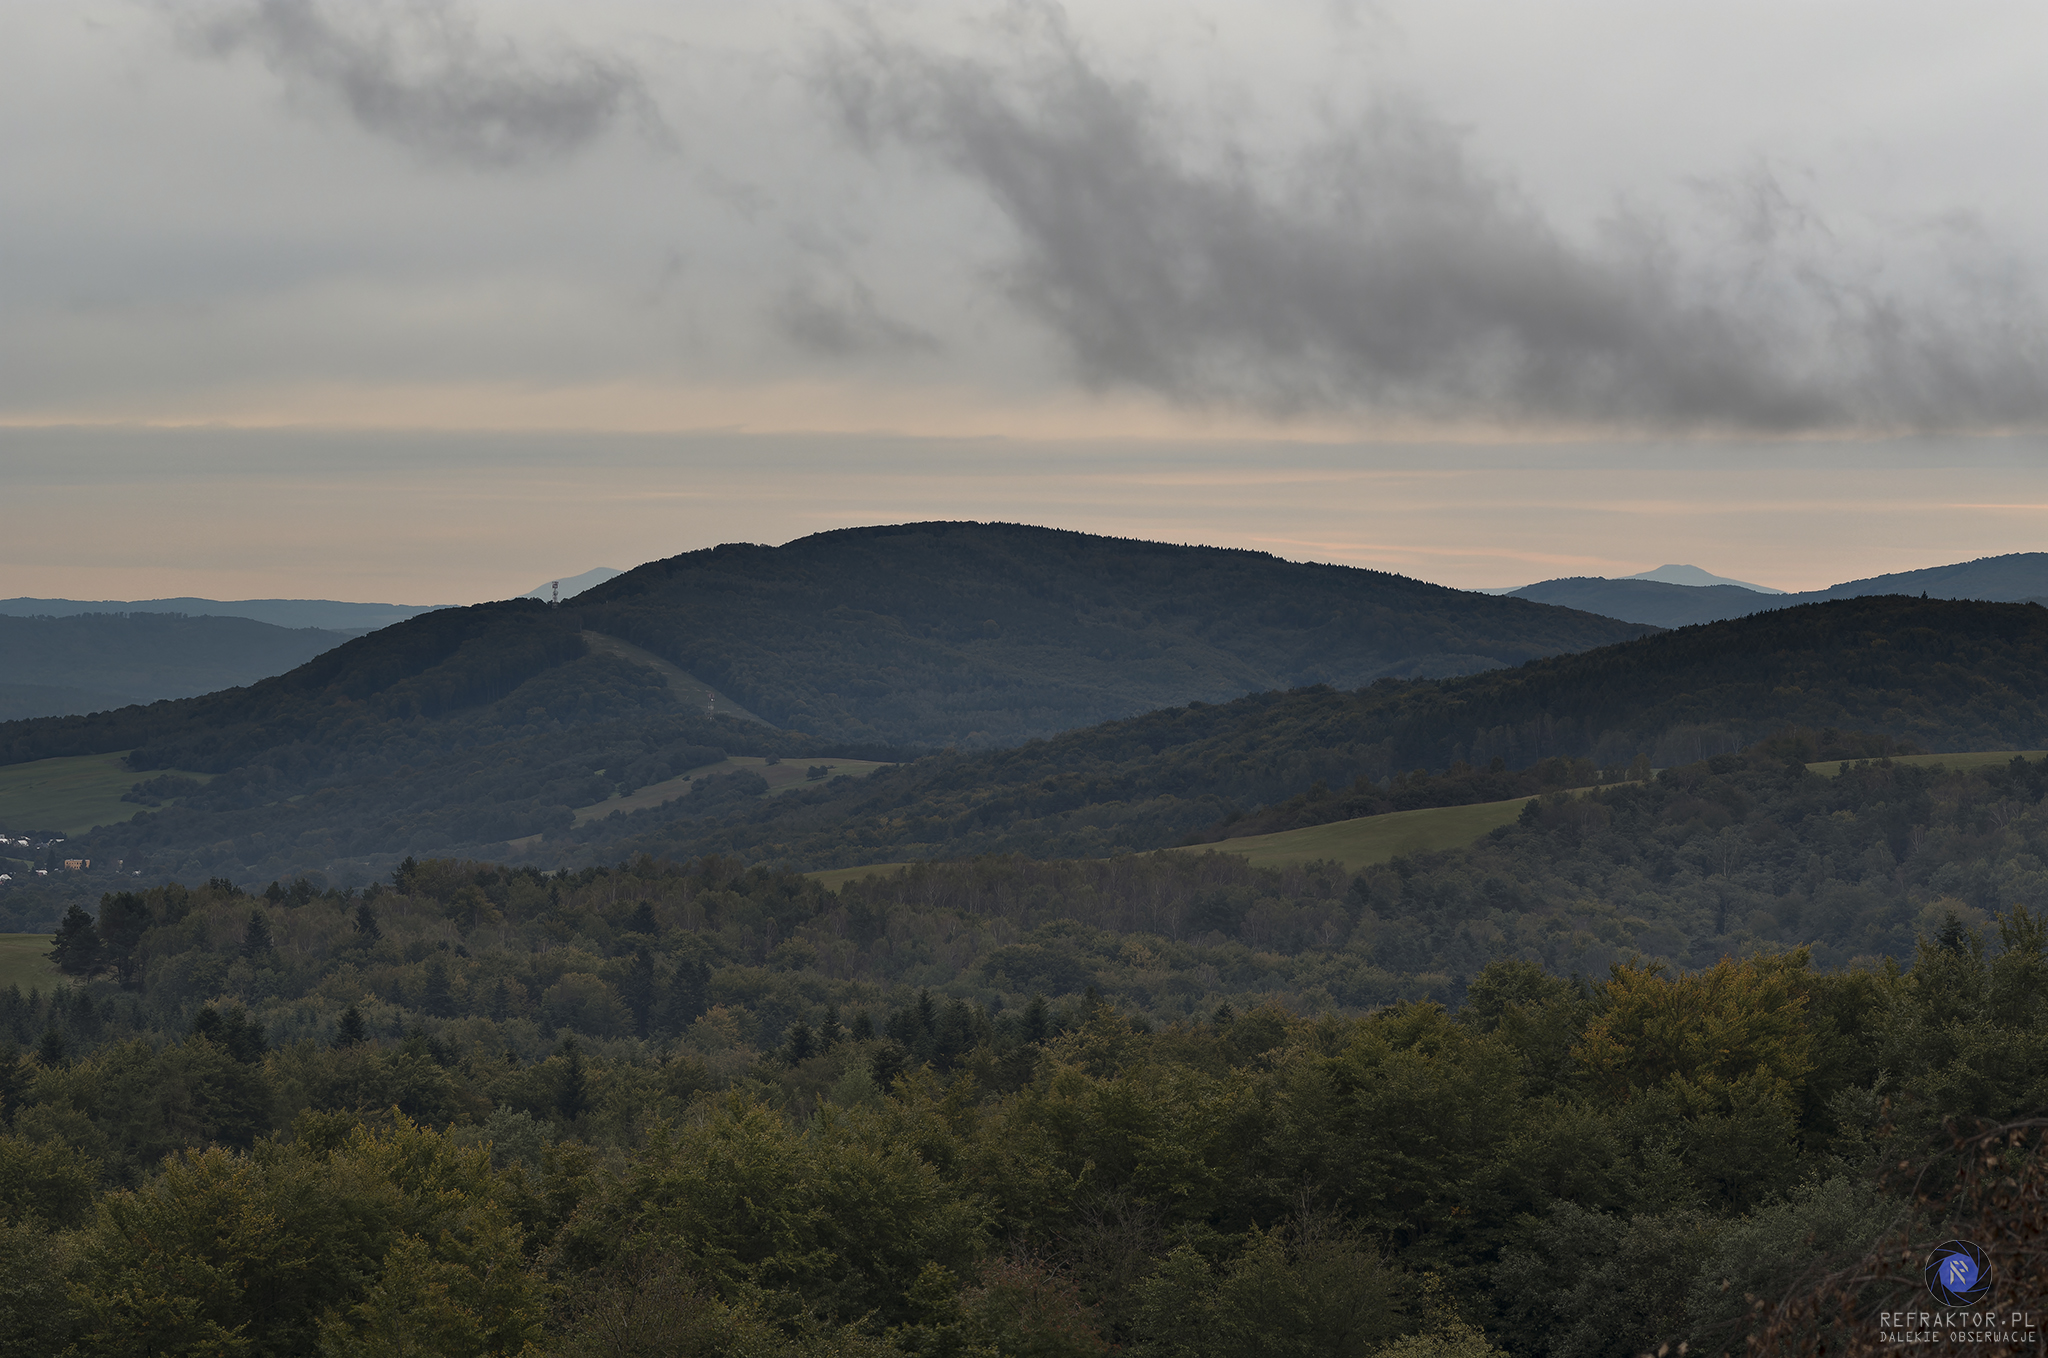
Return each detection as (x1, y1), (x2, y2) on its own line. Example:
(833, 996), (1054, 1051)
(825, 18), (2048, 432)
(186, 0), (655, 168)
(773, 277), (938, 357)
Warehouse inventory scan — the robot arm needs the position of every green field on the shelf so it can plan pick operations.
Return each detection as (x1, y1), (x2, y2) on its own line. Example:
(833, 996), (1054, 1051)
(1179, 796), (1536, 872)
(0, 934), (60, 994)
(572, 755), (893, 826)
(806, 796), (1540, 884)
(806, 861), (916, 889)
(1807, 750), (2046, 776)
(0, 751), (213, 837)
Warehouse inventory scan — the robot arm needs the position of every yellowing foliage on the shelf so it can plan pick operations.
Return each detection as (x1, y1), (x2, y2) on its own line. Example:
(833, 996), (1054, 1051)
(1576, 952), (1816, 1118)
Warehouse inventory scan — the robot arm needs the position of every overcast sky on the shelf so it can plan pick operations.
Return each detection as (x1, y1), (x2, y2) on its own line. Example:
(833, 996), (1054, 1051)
(5, 0), (2046, 600)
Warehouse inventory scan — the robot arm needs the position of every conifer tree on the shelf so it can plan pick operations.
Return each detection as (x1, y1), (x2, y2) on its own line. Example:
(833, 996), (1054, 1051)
(557, 1037), (588, 1121)
(242, 909), (274, 960)
(622, 949), (655, 1037)
(0, 1042), (23, 1125)
(335, 1004), (368, 1048)
(48, 903), (102, 977)
(1023, 994), (1050, 1044)
(664, 955), (709, 1034)
(423, 957), (455, 1018)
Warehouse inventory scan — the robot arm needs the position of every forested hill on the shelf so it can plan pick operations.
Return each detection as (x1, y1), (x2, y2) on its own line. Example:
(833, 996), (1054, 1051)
(0, 524), (1646, 771)
(0, 612), (356, 722)
(585, 595), (2048, 868)
(565, 522), (1653, 746)
(0, 599), (591, 770)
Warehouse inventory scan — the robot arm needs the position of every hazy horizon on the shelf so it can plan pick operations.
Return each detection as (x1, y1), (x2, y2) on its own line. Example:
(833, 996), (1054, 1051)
(6, 2), (2044, 602)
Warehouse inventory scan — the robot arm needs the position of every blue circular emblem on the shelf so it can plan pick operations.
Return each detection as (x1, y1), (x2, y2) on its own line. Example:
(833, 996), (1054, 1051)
(1924, 1240), (1991, 1307)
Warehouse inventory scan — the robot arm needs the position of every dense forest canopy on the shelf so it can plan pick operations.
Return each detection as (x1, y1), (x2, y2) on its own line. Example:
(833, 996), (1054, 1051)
(4, 741), (2047, 1353)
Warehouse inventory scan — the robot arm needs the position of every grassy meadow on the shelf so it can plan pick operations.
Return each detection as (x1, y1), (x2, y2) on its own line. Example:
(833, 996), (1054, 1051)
(1184, 796), (1534, 871)
(0, 933), (59, 993)
(0, 750), (210, 837)
(573, 755), (893, 825)
(806, 861), (917, 889)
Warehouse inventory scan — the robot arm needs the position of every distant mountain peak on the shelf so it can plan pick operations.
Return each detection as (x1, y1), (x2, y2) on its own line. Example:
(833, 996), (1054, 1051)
(1623, 565), (1784, 594)
(522, 567), (623, 602)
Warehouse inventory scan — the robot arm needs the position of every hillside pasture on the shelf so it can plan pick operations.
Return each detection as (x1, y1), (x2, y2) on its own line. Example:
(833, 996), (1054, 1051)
(1202, 752), (2048, 872)
(572, 755), (893, 826)
(807, 861), (917, 889)
(0, 750), (213, 837)
(0, 933), (59, 993)
(1185, 796), (1535, 871)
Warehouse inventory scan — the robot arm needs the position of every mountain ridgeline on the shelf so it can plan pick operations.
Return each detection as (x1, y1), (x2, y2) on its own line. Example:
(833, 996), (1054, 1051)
(570, 522), (1654, 746)
(2, 524), (1649, 770)
(4, 587), (2042, 888)
(1510, 550), (2048, 629)
(0, 612), (359, 723)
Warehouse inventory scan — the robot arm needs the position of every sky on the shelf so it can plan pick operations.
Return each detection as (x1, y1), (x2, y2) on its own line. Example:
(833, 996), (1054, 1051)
(4, 0), (2046, 602)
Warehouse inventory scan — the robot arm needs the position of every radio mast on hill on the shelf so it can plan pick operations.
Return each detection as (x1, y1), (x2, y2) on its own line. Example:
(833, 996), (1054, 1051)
(550, 581), (560, 607)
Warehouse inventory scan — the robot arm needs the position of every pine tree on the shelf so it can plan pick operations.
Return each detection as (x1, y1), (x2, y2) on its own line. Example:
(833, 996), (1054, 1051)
(785, 1020), (815, 1065)
(194, 1005), (267, 1062)
(422, 957), (455, 1018)
(335, 1004), (368, 1048)
(622, 949), (655, 1037)
(354, 901), (381, 941)
(487, 978), (512, 1022)
(664, 956), (709, 1034)
(35, 1029), (68, 1068)
(625, 901), (658, 936)
(48, 903), (102, 977)
(242, 909), (274, 960)
(0, 1042), (23, 1126)
(850, 1010), (875, 1041)
(98, 892), (154, 990)
(1023, 994), (1050, 1044)
(556, 1037), (588, 1121)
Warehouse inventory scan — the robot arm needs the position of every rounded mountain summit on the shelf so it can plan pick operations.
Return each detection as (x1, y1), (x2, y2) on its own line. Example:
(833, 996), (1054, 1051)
(567, 522), (1652, 748)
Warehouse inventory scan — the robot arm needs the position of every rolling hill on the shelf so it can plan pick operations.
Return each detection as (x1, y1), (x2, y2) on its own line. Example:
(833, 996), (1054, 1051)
(0, 524), (1651, 884)
(580, 594), (2048, 871)
(13, 590), (2048, 887)
(567, 522), (1653, 747)
(1508, 550), (2048, 628)
(0, 612), (357, 721)
(0, 595), (446, 631)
